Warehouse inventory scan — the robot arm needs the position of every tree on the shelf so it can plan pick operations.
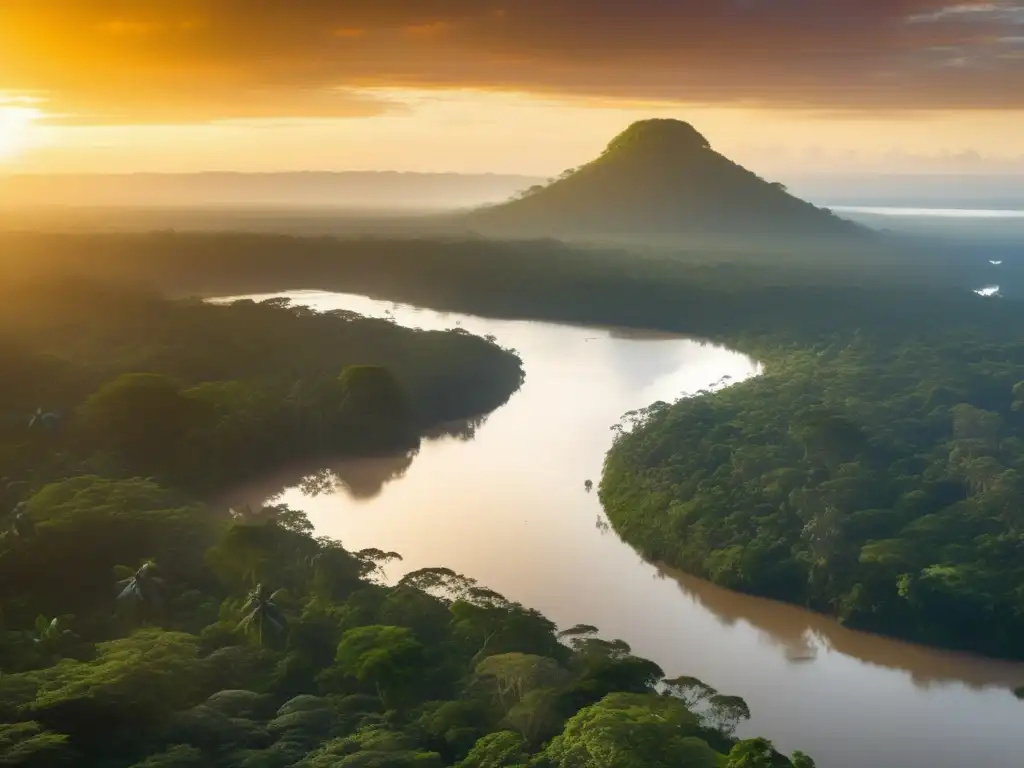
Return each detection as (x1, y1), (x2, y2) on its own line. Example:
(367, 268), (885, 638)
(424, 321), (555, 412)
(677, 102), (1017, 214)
(456, 731), (529, 768)
(237, 583), (288, 647)
(662, 676), (717, 710)
(543, 693), (718, 768)
(399, 568), (480, 603)
(228, 504), (278, 528)
(354, 548), (404, 583)
(75, 373), (206, 475)
(450, 596), (563, 665)
(10, 629), (205, 745)
(707, 694), (752, 736)
(505, 687), (560, 745)
(116, 561), (166, 611)
(301, 726), (443, 767)
(337, 365), (415, 446)
(308, 543), (371, 602)
(474, 653), (569, 716)
(27, 408), (61, 432)
(335, 625), (424, 707)
(725, 738), (795, 768)
(29, 615), (79, 661)
(0, 476), (209, 614)
(0, 721), (75, 767)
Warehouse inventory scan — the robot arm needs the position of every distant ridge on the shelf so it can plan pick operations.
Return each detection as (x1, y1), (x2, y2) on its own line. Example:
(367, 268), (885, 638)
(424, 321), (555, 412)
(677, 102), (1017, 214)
(0, 171), (541, 210)
(468, 119), (862, 237)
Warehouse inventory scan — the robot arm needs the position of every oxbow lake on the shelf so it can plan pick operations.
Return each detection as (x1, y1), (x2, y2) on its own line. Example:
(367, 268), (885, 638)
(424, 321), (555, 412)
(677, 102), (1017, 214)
(220, 290), (1024, 768)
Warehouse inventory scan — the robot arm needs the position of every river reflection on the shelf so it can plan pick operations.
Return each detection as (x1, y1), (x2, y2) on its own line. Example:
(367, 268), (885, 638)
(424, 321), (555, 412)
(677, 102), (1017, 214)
(658, 565), (1024, 692)
(221, 290), (1024, 768)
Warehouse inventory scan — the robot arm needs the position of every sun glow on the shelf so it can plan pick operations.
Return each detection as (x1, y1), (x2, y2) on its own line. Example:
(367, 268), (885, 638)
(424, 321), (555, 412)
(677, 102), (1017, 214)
(0, 106), (42, 160)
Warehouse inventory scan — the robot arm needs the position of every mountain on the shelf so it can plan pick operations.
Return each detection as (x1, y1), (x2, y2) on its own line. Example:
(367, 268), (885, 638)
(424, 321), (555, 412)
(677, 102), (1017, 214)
(467, 119), (862, 237)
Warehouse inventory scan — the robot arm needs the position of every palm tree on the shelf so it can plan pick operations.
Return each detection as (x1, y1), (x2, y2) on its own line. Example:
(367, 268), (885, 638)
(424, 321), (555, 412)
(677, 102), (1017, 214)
(237, 583), (288, 646)
(30, 615), (78, 659)
(27, 408), (61, 431)
(116, 561), (166, 609)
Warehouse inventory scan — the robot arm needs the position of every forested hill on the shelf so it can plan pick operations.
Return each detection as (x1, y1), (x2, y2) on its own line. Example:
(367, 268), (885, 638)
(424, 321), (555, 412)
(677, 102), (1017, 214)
(0, 280), (523, 495)
(466, 119), (863, 237)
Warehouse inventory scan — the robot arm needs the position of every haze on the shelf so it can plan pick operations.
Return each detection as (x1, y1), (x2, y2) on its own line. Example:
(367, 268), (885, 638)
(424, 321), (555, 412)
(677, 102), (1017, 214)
(5, 5), (1024, 768)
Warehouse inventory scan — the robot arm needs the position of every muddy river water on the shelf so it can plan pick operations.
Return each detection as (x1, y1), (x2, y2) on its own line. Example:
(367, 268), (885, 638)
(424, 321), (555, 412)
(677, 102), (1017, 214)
(222, 290), (1024, 768)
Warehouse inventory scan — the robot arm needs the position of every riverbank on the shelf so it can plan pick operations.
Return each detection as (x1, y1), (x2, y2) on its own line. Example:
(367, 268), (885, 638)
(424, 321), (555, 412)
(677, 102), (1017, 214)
(601, 327), (1024, 660)
(0, 281), (817, 768)
(0, 281), (524, 502)
(204, 271), (1024, 662)
(9, 231), (1024, 661)
(221, 290), (1024, 768)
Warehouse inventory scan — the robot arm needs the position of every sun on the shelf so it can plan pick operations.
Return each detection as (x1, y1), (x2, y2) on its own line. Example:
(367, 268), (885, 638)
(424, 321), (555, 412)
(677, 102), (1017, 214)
(0, 106), (42, 160)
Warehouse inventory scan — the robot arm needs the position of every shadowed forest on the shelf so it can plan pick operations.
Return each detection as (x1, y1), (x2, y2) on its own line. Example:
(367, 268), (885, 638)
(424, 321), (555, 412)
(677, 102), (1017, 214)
(0, 271), (815, 767)
(3, 118), (1024, 767)
(3, 227), (1024, 663)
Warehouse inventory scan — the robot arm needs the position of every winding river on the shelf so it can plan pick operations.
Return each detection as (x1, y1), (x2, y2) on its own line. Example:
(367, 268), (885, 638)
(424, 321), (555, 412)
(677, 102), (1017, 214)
(223, 290), (1024, 768)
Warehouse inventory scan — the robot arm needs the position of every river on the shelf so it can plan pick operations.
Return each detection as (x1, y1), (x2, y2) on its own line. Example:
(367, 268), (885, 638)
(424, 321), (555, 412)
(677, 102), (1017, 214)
(222, 289), (1024, 768)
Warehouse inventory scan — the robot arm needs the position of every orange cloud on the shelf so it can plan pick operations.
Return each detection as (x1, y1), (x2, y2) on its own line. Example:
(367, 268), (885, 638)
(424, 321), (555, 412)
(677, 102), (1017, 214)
(0, 1), (1022, 124)
(403, 22), (451, 41)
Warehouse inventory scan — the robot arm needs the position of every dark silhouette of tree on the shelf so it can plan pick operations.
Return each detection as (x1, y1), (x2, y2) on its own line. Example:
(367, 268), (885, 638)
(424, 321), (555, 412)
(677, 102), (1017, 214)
(237, 583), (288, 646)
(116, 561), (166, 609)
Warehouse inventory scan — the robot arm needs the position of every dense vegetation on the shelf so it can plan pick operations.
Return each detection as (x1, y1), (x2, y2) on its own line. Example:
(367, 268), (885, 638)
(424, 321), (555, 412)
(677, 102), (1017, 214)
(0, 228), (1008, 312)
(7, 229), (1017, 657)
(603, 335), (1024, 658)
(0, 279), (522, 495)
(3, 225), (1024, 766)
(0, 482), (813, 767)
(0, 280), (812, 767)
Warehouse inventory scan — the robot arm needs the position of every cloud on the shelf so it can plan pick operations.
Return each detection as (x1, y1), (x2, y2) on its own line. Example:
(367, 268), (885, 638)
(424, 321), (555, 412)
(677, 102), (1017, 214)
(908, 2), (1024, 23)
(1, 0), (1023, 124)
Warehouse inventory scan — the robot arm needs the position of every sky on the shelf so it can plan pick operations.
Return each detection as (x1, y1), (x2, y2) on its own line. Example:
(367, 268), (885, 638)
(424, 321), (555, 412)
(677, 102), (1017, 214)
(1, 0), (1024, 175)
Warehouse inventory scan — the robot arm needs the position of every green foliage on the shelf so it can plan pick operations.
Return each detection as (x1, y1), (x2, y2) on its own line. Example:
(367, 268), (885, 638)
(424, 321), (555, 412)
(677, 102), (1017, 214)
(0, 476), (209, 626)
(334, 626), (424, 707)
(455, 731), (529, 768)
(128, 745), (207, 768)
(542, 693), (717, 768)
(299, 726), (444, 768)
(475, 654), (569, 712)
(237, 584), (290, 648)
(337, 365), (416, 448)
(117, 561), (168, 613)
(0, 495), (809, 768)
(603, 334), (1024, 657)
(75, 373), (206, 477)
(725, 738), (794, 768)
(0, 721), (74, 767)
(0, 255), (845, 768)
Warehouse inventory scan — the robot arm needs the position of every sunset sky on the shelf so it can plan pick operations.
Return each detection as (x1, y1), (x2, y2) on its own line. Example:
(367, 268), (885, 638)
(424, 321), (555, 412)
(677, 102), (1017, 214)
(2, 1), (1024, 175)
